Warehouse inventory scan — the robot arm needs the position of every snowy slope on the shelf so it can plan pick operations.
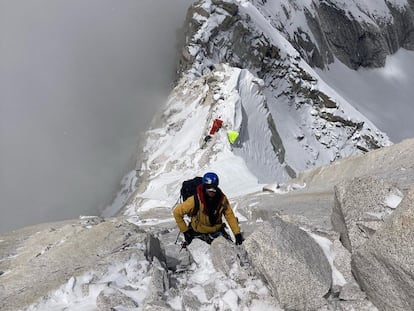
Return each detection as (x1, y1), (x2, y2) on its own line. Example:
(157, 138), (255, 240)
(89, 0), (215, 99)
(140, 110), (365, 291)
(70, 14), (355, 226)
(121, 0), (392, 217)
(124, 65), (265, 216)
(180, 0), (391, 173)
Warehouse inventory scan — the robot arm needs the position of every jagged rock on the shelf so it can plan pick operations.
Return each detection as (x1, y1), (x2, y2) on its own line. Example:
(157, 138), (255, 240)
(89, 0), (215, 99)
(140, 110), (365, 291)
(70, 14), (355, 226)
(210, 236), (249, 282)
(351, 186), (414, 311)
(79, 215), (105, 227)
(212, 0), (238, 16)
(96, 287), (138, 311)
(182, 290), (203, 310)
(312, 2), (391, 69)
(244, 219), (332, 311)
(0, 218), (155, 311)
(176, 0), (390, 183)
(210, 236), (238, 276)
(144, 257), (170, 306)
(254, 0), (414, 69)
(332, 239), (353, 284)
(164, 241), (193, 272)
(332, 176), (403, 252)
(146, 233), (167, 263)
(338, 282), (367, 301)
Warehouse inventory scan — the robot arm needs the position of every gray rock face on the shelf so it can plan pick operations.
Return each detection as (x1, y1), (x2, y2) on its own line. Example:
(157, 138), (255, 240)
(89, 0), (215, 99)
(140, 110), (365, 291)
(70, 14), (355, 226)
(96, 287), (138, 311)
(254, 0), (414, 69)
(265, 138), (414, 310)
(287, 138), (414, 195)
(244, 219), (332, 310)
(177, 0), (390, 182)
(144, 257), (170, 307)
(0, 217), (161, 311)
(210, 236), (239, 276)
(332, 176), (402, 252)
(210, 236), (250, 282)
(351, 186), (414, 311)
(307, 2), (395, 69)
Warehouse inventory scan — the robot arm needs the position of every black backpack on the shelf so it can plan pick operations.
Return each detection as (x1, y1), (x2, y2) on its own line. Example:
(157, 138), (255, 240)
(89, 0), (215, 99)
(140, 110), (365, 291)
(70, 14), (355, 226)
(180, 176), (202, 216)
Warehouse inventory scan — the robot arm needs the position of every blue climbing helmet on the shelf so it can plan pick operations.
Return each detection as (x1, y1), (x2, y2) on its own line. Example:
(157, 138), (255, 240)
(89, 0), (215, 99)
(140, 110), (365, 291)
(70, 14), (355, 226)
(202, 172), (219, 187)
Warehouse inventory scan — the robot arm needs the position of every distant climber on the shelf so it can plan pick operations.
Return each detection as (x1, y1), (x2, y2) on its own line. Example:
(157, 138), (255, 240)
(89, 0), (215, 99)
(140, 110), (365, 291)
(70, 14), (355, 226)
(173, 172), (244, 246)
(209, 118), (223, 135)
(203, 118), (223, 146)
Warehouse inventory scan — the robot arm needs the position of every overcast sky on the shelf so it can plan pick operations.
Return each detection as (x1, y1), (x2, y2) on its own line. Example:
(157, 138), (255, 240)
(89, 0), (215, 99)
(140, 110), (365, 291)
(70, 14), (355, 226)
(0, 0), (194, 233)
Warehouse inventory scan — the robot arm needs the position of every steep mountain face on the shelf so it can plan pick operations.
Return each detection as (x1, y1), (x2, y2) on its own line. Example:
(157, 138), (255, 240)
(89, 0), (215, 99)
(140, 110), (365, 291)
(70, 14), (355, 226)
(250, 0), (414, 69)
(2, 1), (414, 311)
(173, 0), (390, 183)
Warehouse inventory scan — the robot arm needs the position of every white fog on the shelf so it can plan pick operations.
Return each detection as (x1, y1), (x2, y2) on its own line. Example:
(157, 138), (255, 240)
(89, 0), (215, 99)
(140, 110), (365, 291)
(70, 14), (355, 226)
(0, 0), (195, 233)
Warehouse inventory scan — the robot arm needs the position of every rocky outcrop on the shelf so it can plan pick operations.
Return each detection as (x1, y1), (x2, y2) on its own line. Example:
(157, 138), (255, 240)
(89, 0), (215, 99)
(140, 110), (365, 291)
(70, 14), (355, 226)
(174, 0), (390, 183)
(251, 0), (414, 69)
(244, 219), (332, 310)
(257, 137), (414, 310)
(332, 176), (403, 252)
(351, 187), (414, 311)
(0, 217), (167, 311)
(283, 138), (414, 195)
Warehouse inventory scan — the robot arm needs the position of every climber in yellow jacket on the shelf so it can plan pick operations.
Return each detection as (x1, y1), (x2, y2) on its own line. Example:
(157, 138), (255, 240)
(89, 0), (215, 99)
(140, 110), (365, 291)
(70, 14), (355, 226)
(173, 172), (244, 245)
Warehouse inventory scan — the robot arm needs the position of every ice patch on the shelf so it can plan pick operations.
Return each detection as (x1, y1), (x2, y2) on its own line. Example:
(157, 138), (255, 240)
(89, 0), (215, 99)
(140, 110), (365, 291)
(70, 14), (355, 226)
(384, 192), (403, 209)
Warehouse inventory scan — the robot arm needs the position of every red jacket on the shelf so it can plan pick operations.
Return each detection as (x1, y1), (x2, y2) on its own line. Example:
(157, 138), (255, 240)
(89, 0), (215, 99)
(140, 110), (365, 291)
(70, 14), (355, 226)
(209, 119), (223, 135)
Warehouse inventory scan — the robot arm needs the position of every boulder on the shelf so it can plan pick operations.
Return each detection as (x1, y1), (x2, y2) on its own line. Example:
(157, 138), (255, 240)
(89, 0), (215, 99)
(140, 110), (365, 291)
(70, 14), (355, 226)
(244, 219), (332, 310)
(96, 287), (138, 311)
(0, 217), (156, 311)
(332, 176), (403, 252)
(351, 187), (414, 311)
(210, 236), (249, 282)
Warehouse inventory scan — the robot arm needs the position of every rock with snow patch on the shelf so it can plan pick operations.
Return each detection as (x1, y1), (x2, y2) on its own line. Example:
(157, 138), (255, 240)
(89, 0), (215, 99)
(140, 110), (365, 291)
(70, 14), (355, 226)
(181, 290), (203, 310)
(331, 238), (353, 284)
(338, 282), (367, 302)
(176, 0), (391, 184)
(235, 190), (335, 235)
(0, 217), (158, 311)
(210, 236), (249, 282)
(244, 219), (332, 310)
(96, 287), (138, 311)
(332, 176), (402, 252)
(351, 186), (414, 311)
(250, 0), (414, 70)
(286, 138), (414, 195)
(144, 257), (170, 308)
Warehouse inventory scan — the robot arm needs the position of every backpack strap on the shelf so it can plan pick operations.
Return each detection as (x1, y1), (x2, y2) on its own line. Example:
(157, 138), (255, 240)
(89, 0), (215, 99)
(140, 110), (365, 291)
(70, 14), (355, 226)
(192, 193), (200, 217)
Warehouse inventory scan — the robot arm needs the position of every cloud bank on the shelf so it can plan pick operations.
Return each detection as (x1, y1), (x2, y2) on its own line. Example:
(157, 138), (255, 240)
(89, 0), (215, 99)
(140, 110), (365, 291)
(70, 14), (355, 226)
(0, 0), (195, 232)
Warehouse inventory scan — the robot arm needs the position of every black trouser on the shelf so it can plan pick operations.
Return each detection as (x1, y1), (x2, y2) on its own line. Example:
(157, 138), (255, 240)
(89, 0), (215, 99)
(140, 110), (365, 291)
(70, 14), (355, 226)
(190, 223), (232, 245)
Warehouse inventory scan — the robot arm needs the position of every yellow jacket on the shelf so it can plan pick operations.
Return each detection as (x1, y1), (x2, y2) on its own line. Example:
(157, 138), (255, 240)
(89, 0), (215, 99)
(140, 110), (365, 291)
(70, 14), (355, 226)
(173, 188), (241, 235)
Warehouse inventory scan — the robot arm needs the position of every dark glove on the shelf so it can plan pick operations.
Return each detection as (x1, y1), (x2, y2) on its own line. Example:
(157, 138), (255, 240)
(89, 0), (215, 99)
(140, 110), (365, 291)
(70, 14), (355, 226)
(235, 233), (244, 245)
(184, 228), (195, 245)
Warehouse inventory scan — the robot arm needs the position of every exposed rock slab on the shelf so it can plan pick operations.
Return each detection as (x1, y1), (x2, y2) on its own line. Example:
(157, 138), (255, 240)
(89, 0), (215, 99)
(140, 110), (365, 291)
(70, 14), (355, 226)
(0, 217), (152, 311)
(244, 219), (332, 310)
(284, 138), (414, 195)
(332, 176), (403, 252)
(351, 187), (414, 311)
